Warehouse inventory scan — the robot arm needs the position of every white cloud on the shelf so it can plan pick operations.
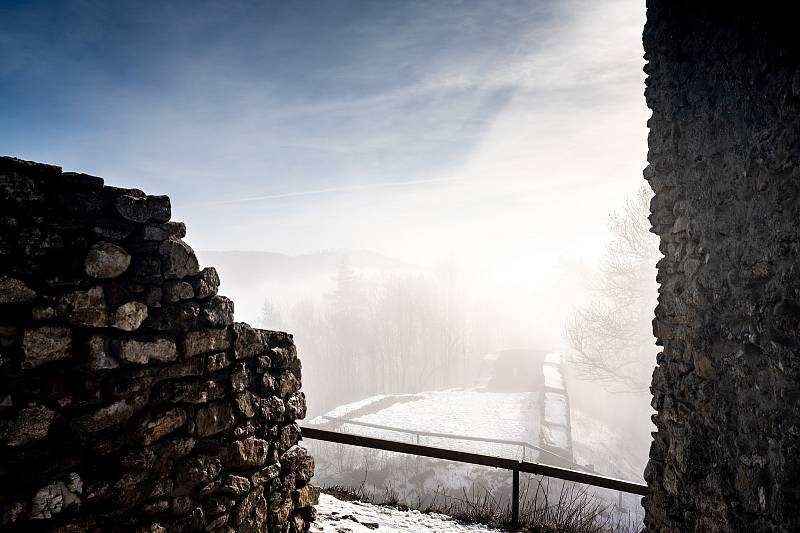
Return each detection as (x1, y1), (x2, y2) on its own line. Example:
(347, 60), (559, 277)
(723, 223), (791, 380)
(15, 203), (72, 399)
(181, 0), (648, 280)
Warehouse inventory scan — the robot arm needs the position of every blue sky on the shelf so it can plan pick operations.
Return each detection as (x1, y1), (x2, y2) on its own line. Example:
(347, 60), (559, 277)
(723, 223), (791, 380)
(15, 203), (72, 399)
(1, 0), (647, 273)
(2, 1), (543, 190)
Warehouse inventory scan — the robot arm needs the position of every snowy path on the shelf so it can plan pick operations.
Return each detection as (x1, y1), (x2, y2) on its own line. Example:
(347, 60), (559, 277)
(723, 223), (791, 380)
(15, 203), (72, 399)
(312, 493), (504, 533)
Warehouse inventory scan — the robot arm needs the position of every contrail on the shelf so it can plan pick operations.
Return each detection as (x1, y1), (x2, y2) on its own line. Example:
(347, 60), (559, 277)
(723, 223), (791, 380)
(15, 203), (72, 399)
(198, 175), (466, 206)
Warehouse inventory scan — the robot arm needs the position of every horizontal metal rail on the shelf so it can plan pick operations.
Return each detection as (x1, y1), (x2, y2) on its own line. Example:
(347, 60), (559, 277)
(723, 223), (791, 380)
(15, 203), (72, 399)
(300, 425), (649, 496)
(317, 415), (569, 463)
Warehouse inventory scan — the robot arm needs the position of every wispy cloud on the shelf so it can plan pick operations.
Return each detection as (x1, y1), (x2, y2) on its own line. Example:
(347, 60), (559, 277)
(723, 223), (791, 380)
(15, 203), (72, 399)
(1, 0), (647, 277)
(195, 175), (468, 206)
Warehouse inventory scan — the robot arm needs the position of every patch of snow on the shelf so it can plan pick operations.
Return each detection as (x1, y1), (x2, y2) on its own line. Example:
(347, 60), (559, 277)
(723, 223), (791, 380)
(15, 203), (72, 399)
(312, 493), (503, 533)
(541, 425), (570, 450)
(306, 390), (542, 512)
(543, 352), (561, 365)
(543, 392), (568, 427)
(332, 390), (540, 461)
(542, 365), (564, 391)
(306, 391), (645, 530)
(570, 408), (646, 483)
(318, 395), (391, 420)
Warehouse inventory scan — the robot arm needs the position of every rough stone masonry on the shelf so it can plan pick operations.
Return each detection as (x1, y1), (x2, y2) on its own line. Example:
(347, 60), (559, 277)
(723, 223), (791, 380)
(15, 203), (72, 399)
(644, 2), (800, 532)
(0, 157), (317, 532)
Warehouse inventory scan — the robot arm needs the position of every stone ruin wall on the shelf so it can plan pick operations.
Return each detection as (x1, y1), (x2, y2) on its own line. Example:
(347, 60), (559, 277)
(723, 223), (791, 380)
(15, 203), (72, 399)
(0, 157), (317, 532)
(644, 2), (800, 532)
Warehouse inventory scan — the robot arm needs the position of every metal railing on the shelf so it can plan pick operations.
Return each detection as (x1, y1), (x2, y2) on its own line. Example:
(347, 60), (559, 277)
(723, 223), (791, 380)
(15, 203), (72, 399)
(300, 425), (649, 526)
(316, 415), (569, 463)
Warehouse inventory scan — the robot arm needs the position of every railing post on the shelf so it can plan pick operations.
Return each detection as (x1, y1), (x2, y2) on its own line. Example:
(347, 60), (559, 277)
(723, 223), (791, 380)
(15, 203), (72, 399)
(512, 463), (520, 527)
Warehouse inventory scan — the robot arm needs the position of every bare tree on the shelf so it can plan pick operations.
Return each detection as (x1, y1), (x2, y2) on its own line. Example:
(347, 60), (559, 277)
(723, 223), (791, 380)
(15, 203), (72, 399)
(326, 257), (376, 400)
(258, 298), (286, 331)
(565, 187), (660, 393)
(372, 271), (469, 394)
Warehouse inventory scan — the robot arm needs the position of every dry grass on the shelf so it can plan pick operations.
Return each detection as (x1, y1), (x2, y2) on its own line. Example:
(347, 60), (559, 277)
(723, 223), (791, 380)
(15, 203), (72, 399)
(322, 474), (641, 533)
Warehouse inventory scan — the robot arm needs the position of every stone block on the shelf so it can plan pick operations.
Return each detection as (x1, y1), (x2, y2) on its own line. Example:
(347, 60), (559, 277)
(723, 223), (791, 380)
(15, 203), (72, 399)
(111, 301), (148, 331)
(152, 379), (226, 404)
(0, 275), (37, 303)
(235, 485), (264, 525)
(227, 437), (270, 468)
(143, 221), (185, 241)
(85, 241), (131, 278)
(91, 217), (136, 241)
(219, 474), (251, 496)
(75, 398), (142, 433)
(230, 363), (251, 393)
(87, 334), (119, 370)
(145, 301), (199, 331)
(234, 391), (259, 418)
(200, 296), (234, 327)
(233, 323), (267, 359)
(22, 325), (74, 369)
(293, 484), (320, 508)
(183, 328), (230, 357)
(285, 393), (307, 422)
(115, 194), (171, 223)
(205, 352), (231, 373)
(159, 237), (199, 279)
(195, 400), (235, 437)
(133, 407), (187, 445)
(1, 404), (57, 446)
(113, 337), (177, 365)
(127, 255), (162, 284)
(189, 267), (219, 300)
(56, 286), (108, 327)
(163, 280), (194, 302)
(269, 345), (296, 369)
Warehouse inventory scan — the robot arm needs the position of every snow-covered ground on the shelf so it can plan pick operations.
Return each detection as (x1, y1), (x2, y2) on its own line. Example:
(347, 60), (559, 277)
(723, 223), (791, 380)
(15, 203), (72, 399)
(323, 395), (392, 419)
(312, 493), (502, 533)
(306, 390), (538, 510)
(312, 390), (540, 460)
(305, 388), (645, 528)
(542, 364), (565, 391)
(311, 388), (646, 483)
(569, 408), (645, 483)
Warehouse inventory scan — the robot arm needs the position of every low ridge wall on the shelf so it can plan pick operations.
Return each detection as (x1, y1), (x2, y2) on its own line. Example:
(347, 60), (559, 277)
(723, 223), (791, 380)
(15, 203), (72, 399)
(0, 157), (316, 532)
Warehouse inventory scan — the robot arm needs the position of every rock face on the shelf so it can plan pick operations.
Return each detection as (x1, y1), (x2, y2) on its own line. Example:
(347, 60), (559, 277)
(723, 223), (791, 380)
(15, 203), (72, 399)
(643, 4), (800, 532)
(0, 157), (315, 532)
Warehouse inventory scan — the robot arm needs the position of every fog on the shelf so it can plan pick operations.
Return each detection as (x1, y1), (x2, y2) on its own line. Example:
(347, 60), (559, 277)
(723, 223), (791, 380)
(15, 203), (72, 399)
(196, 181), (657, 479)
(173, 4), (655, 521)
(3, 0), (654, 525)
(180, 0), (656, 493)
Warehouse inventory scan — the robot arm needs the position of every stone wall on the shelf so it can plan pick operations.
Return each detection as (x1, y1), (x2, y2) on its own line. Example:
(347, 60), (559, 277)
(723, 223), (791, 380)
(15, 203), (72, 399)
(643, 2), (800, 531)
(0, 157), (316, 532)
